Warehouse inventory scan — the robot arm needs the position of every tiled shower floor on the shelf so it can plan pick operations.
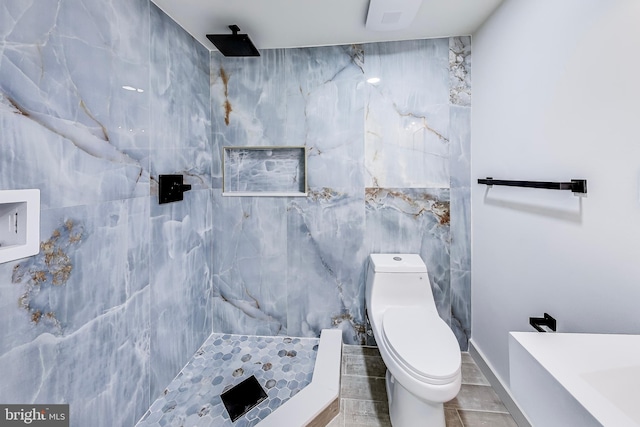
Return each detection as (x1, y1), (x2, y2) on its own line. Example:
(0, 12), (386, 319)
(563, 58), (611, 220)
(136, 333), (319, 427)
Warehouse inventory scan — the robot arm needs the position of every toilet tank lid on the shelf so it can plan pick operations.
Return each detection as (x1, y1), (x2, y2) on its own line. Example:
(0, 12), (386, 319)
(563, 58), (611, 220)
(369, 254), (427, 273)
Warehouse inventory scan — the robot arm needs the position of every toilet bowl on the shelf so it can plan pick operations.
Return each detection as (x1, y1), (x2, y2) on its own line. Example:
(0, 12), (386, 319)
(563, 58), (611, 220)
(365, 254), (461, 427)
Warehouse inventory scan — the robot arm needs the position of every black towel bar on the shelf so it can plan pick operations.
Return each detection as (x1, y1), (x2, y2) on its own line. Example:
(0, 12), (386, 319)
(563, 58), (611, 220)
(478, 177), (587, 194)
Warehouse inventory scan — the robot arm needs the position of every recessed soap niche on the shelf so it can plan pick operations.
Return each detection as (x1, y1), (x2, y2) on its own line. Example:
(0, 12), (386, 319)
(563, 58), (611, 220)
(0, 189), (40, 264)
(223, 146), (307, 197)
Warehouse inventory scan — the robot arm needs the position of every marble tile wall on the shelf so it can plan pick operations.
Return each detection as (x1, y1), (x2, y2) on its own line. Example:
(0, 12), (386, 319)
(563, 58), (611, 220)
(211, 37), (472, 348)
(148, 3), (213, 401)
(0, 1), (212, 426)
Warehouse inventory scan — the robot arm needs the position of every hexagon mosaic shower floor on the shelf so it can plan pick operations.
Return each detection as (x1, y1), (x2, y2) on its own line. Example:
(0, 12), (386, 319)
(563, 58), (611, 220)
(136, 333), (319, 427)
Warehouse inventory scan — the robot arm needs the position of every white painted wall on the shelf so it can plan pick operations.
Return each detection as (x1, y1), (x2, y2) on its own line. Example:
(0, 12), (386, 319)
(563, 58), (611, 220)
(471, 0), (640, 386)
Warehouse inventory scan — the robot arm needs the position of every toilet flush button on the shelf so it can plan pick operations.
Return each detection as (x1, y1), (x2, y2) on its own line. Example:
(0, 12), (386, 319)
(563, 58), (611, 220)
(393, 256), (402, 261)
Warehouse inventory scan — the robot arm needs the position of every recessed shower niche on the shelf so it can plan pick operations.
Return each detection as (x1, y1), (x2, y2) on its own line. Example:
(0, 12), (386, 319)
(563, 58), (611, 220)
(223, 146), (307, 196)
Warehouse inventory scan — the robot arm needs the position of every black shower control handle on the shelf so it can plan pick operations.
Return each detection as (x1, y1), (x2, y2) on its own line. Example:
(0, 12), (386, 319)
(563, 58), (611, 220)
(159, 175), (192, 204)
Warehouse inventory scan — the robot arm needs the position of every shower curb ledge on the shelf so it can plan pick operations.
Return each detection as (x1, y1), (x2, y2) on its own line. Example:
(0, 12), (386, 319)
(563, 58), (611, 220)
(258, 329), (343, 427)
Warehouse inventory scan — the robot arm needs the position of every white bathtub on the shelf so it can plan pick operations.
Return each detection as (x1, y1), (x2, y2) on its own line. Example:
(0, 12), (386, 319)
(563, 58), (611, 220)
(509, 332), (640, 427)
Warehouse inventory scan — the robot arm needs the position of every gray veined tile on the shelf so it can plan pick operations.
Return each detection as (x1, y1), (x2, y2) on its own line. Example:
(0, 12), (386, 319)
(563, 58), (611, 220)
(285, 45), (366, 190)
(363, 39), (450, 189)
(286, 189), (367, 344)
(210, 49), (289, 147)
(211, 193), (288, 336)
(209, 36), (472, 353)
(364, 39), (450, 107)
(0, 0), (152, 210)
(449, 107), (471, 189)
(364, 103), (451, 188)
(150, 4), (210, 152)
(365, 187), (452, 324)
(451, 268), (471, 351)
(450, 187), (471, 270)
(449, 36), (472, 107)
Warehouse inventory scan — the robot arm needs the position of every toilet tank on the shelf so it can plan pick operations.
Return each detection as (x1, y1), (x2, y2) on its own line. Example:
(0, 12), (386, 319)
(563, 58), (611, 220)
(365, 254), (437, 315)
(369, 254), (427, 273)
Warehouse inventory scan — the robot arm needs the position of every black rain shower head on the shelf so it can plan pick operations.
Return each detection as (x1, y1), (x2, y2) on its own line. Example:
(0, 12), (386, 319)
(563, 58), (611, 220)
(207, 25), (260, 57)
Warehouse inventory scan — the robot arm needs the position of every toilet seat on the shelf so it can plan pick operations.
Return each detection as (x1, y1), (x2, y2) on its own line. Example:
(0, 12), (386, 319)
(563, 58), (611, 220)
(381, 307), (460, 385)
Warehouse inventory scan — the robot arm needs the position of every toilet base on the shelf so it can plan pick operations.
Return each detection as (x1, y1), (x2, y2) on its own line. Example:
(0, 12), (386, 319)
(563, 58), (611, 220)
(386, 370), (445, 427)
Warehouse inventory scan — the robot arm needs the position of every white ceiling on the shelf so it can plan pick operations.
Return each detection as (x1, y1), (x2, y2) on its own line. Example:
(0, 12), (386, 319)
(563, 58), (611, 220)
(151, 0), (505, 52)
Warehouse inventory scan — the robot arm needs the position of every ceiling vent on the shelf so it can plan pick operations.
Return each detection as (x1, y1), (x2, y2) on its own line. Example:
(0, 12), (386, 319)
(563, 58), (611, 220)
(365, 0), (423, 31)
(206, 25), (260, 57)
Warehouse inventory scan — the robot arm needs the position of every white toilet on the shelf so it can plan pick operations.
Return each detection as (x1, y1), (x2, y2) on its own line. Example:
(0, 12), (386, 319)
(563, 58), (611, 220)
(365, 253), (461, 427)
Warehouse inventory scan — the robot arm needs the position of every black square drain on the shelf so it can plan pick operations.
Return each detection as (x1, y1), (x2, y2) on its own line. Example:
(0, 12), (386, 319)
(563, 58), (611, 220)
(220, 375), (268, 422)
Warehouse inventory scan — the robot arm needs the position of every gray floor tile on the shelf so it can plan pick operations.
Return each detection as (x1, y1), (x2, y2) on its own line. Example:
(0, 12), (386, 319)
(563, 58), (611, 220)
(333, 347), (519, 427)
(461, 362), (491, 386)
(445, 408), (464, 427)
(343, 345), (382, 358)
(342, 353), (387, 378)
(457, 410), (519, 427)
(341, 374), (388, 402)
(445, 384), (508, 413)
(342, 398), (391, 427)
